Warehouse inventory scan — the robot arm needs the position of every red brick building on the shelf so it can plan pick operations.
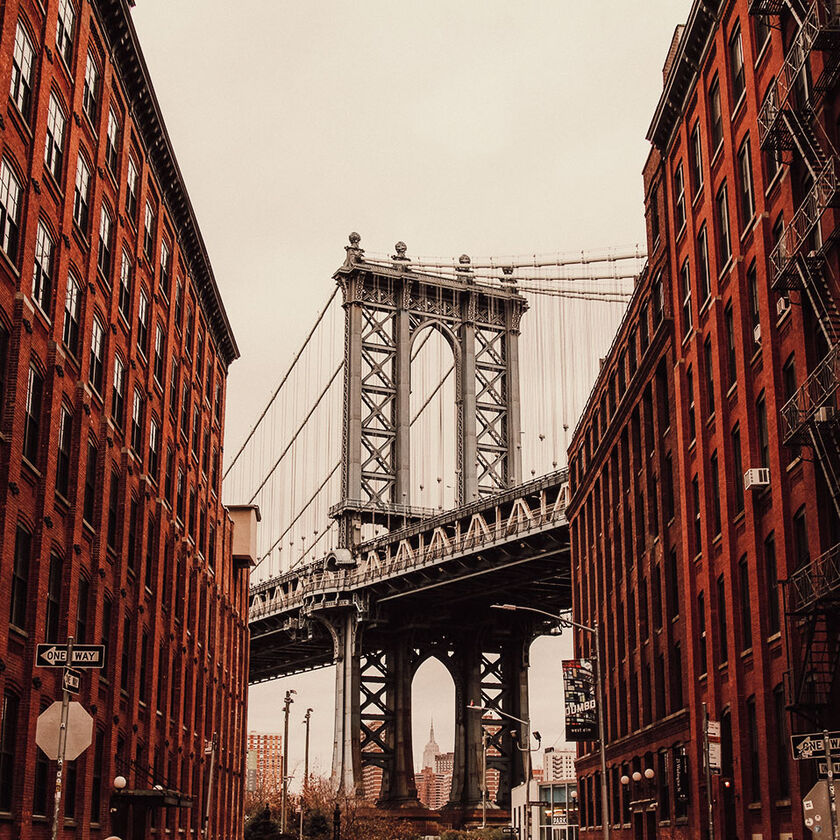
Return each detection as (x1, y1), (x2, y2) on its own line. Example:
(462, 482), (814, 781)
(568, 2), (840, 839)
(0, 1), (251, 839)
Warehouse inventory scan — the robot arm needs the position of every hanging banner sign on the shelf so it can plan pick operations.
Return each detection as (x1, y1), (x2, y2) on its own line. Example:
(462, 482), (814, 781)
(674, 750), (689, 801)
(562, 659), (598, 741)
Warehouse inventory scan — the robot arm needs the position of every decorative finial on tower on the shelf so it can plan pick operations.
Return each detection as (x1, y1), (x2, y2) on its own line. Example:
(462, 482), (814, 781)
(456, 253), (475, 284)
(392, 241), (410, 262)
(501, 265), (517, 284)
(345, 232), (364, 265)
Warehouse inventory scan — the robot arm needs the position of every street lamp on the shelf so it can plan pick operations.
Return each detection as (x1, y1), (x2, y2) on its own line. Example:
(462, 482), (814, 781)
(492, 603), (611, 840)
(467, 702), (540, 839)
(281, 689), (296, 834)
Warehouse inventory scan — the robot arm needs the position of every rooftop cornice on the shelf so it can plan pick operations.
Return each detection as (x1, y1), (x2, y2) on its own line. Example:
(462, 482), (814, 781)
(94, 0), (239, 367)
(646, 0), (724, 151)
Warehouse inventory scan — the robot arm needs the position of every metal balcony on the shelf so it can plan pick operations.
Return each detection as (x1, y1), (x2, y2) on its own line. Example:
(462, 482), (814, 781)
(781, 343), (840, 441)
(770, 157), (840, 290)
(748, 0), (786, 14)
(787, 542), (840, 612)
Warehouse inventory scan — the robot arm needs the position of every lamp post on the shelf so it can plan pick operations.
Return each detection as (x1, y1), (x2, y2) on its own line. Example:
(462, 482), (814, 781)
(467, 703), (540, 839)
(300, 708), (312, 840)
(281, 689), (296, 834)
(481, 730), (488, 829)
(493, 604), (610, 840)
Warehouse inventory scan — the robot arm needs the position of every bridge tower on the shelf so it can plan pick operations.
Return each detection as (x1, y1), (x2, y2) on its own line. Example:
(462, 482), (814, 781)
(321, 235), (533, 813)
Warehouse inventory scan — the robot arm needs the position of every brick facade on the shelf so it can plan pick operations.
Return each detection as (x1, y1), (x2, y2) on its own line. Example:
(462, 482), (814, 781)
(568, 2), (840, 839)
(0, 2), (249, 839)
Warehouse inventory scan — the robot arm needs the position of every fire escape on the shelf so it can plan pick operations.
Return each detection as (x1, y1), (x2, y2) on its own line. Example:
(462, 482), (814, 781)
(751, 0), (840, 725)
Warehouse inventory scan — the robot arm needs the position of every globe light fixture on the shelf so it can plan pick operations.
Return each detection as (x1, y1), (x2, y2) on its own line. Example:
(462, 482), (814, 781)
(620, 775), (630, 786)
(632, 771), (642, 782)
(113, 776), (127, 790)
(644, 768), (655, 780)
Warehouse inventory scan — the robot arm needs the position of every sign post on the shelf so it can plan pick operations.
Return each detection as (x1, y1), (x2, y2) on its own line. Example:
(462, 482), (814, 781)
(703, 703), (716, 840)
(51, 636), (73, 840)
(823, 729), (840, 840)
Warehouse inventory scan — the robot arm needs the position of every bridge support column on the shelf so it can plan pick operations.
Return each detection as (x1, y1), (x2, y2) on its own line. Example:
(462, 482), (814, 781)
(330, 611), (363, 796)
(460, 314), (478, 504)
(500, 633), (531, 801)
(449, 636), (483, 809)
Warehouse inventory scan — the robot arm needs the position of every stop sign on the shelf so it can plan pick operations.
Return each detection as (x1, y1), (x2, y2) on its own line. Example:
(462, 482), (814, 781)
(35, 701), (93, 761)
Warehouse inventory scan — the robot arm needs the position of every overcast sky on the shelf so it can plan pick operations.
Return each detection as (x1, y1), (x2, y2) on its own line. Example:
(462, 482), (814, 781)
(132, 0), (692, 789)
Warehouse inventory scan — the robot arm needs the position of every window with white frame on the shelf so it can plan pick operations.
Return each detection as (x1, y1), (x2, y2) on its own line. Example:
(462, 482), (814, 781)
(23, 364), (43, 464)
(89, 315), (105, 393)
(56, 405), (72, 498)
(680, 258), (692, 337)
(126, 155), (139, 221)
(160, 239), (171, 297)
(63, 273), (81, 355)
(131, 389), (144, 457)
(55, 0), (75, 67)
(112, 355), (125, 425)
(674, 162), (686, 232)
(144, 201), (156, 263)
(44, 93), (66, 182)
(10, 22), (35, 121)
(148, 418), (159, 480)
(83, 51), (99, 122)
(137, 290), (149, 358)
(737, 136), (755, 227)
(118, 250), (132, 321)
(32, 222), (54, 316)
(154, 324), (165, 384)
(106, 107), (120, 175)
(715, 182), (732, 270)
(729, 25), (746, 106)
(0, 159), (22, 262)
(697, 225), (711, 303)
(98, 204), (113, 279)
(73, 153), (91, 231)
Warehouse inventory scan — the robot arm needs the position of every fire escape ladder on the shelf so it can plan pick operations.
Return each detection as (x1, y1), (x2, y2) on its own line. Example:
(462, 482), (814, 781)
(783, 107), (829, 179)
(808, 422), (840, 519)
(798, 615), (840, 709)
(797, 256), (840, 343)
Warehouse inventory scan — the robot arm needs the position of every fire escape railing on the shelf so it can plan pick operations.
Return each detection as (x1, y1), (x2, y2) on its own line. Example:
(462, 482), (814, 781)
(781, 341), (840, 441)
(786, 543), (840, 612)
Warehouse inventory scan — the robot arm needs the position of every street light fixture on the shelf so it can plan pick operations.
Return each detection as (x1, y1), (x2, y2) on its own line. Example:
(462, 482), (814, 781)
(492, 603), (611, 840)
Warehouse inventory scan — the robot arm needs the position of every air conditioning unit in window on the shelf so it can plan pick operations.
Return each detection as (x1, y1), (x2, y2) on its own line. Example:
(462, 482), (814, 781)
(777, 297), (791, 317)
(753, 323), (762, 344)
(744, 468), (771, 490)
(815, 406), (836, 423)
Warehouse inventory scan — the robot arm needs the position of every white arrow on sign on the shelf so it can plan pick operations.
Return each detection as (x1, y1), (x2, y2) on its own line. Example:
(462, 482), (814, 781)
(35, 701), (93, 761)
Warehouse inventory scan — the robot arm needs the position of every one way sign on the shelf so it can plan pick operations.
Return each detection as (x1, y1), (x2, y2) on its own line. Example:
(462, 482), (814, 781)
(791, 731), (840, 760)
(35, 644), (105, 669)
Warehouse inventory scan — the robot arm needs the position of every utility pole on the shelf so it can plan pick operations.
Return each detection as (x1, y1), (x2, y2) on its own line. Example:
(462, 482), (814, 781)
(281, 689), (296, 834)
(481, 730), (488, 829)
(204, 732), (217, 839)
(51, 636), (74, 840)
(300, 708), (312, 840)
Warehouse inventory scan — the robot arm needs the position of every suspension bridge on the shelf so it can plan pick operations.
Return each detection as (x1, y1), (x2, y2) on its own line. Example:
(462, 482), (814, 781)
(225, 234), (644, 821)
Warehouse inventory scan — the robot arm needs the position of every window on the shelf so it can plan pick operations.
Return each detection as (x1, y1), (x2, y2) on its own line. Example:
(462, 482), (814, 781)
(764, 533), (780, 635)
(692, 475), (701, 556)
(652, 272), (664, 327)
(23, 365), (43, 464)
(137, 290), (149, 357)
(45, 93), (67, 182)
(0, 159), (22, 261)
(214, 381), (223, 423)
(76, 576), (89, 643)
(144, 201), (157, 263)
(737, 136), (755, 226)
(746, 696), (760, 802)
(46, 552), (62, 642)
(715, 182), (732, 269)
(739, 556), (752, 650)
(165, 446), (174, 502)
(747, 259), (760, 346)
(131, 389), (144, 456)
(773, 684), (790, 797)
(127, 498), (138, 574)
(98, 204), (113, 278)
(33, 721), (49, 815)
(732, 426), (744, 514)
(0, 692), (20, 811)
(63, 273), (81, 354)
(664, 453), (675, 522)
(687, 365), (696, 443)
(756, 392), (769, 468)
(704, 335), (715, 415)
(717, 574), (728, 663)
(149, 418), (160, 481)
(628, 329), (637, 376)
(118, 250), (132, 321)
(724, 302), (737, 389)
(83, 438), (97, 523)
(709, 77), (723, 151)
(89, 315), (105, 393)
(649, 186), (660, 246)
(667, 545), (679, 619)
(191, 407), (200, 458)
(674, 162), (686, 231)
(184, 305), (194, 356)
(104, 106), (121, 175)
(10, 22), (35, 121)
(154, 324), (165, 384)
(697, 591), (707, 675)
(174, 279), (183, 328)
(139, 631), (149, 704)
(126, 155), (139, 222)
(32, 221), (54, 315)
(762, 82), (782, 181)
(120, 616), (131, 691)
(111, 355), (125, 425)
(91, 729), (104, 821)
(11, 525), (31, 629)
(169, 359), (179, 417)
(690, 120), (704, 195)
(755, 16), (771, 54)
(55, 0), (75, 65)
(57, 405), (72, 498)
(793, 505), (810, 569)
(678, 258), (692, 338)
(697, 225), (711, 303)
(107, 472), (120, 551)
(176, 468), (185, 521)
(73, 153), (91, 231)
(202, 428), (210, 475)
(160, 238), (171, 297)
(181, 381), (190, 439)
(710, 451), (721, 536)
(83, 51), (99, 122)
(729, 25), (746, 105)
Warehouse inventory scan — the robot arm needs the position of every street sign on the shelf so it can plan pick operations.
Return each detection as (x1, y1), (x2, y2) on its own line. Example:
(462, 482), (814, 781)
(707, 719), (722, 773)
(792, 732), (840, 760)
(36, 643), (105, 669)
(62, 668), (81, 695)
(803, 780), (833, 834)
(819, 759), (840, 776)
(35, 701), (93, 761)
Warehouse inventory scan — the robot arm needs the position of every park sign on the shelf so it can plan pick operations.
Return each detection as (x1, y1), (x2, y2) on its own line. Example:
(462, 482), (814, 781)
(36, 643), (105, 669)
(562, 659), (598, 741)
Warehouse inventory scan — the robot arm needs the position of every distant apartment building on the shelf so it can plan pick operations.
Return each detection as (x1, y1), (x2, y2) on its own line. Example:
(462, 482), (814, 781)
(543, 748), (576, 783)
(247, 732), (284, 795)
